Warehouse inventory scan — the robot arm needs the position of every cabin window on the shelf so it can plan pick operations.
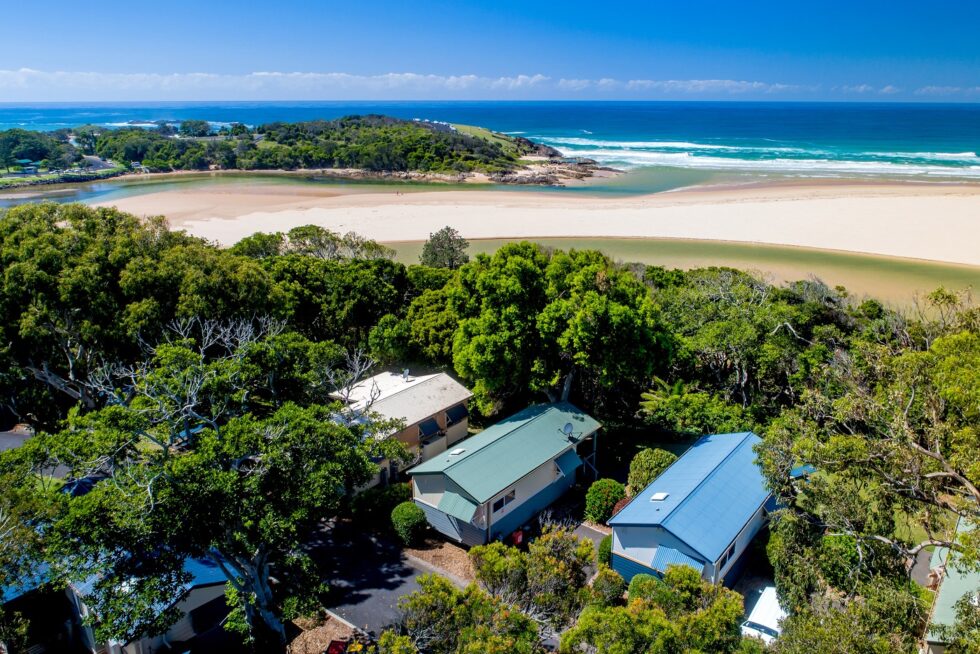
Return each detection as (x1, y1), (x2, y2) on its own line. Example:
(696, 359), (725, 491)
(719, 543), (736, 569)
(492, 490), (516, 513)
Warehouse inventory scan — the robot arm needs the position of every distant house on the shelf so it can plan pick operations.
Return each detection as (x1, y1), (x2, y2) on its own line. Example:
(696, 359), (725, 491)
(925, 519), (979, 654)
(609, 432), (775, 586)
(1, 563), (95, 653)
(332, 371), (473, 487)
(82, 559), (237, 654)
(14, 159), (39, 174)
(409, 402), (601, 546)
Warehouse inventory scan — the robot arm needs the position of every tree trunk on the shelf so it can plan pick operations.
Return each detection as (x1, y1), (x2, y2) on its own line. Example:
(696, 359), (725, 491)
(216, 551), (288, 653)
(560, 369), (575, 402)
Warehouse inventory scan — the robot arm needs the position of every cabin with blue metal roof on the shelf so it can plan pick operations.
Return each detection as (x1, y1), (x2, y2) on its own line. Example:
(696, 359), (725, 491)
(608, 432), (775, 586)
(409, 402), (601, 546)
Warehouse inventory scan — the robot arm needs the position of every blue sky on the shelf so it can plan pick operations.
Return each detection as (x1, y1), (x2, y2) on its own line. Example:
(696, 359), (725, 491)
(1, 0), (978, 101)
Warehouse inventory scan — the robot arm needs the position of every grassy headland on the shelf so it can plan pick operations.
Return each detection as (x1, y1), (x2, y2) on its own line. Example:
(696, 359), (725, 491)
(0, 115), (603, 190)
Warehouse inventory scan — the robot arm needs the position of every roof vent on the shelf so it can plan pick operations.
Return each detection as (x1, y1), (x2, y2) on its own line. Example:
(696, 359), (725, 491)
(450, 448), (466, 456)
(650, 492), (669, 502)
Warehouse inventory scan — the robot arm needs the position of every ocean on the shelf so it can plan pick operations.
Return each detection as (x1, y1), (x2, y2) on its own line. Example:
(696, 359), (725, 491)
(2, 101), (980, 192)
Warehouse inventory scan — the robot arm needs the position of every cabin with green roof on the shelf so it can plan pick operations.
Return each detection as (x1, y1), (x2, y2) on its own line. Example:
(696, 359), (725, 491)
(408, 402), (600, 545)
(925, 519), (979, 654)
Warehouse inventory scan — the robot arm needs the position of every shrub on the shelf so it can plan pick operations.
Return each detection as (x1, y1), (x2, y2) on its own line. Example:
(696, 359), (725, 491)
(627, 448), (678, 496)
(352, 482), (411, 531)
(584, 478), (626, 524)
(391, 501), (428, 546)
(598, 534), (612, 566)
(627, 573), (662, 602)
(590, 566), (626, 606)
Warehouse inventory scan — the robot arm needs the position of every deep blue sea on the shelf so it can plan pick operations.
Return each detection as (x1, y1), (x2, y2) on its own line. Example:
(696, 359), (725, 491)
(2, 101), (980, 186)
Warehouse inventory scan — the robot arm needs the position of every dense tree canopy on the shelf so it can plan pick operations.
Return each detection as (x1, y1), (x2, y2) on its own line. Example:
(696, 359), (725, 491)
(2, 201), (979, 651)
(90, 115), (523, 174)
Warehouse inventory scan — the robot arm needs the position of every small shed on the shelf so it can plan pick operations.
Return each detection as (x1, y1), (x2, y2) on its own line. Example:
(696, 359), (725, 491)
(409, 402), (600, 545)
(609, 432), (775, 585)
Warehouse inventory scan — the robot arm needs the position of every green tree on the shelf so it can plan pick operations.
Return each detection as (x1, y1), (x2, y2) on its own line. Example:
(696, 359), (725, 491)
(470, 529), (595, 635)
(932, 589), (980, 654)
(450, 245), (672, 414)
(12, 331), (392, 652)
(585, 478), (626, 524)
(408, 288), (460, 364)
(391, 501), (428, 546)
(561, 566), (746, 654)
(627, 448), (677, 495)
(420, 226), (470, 269)
(369, 314), (412, 364)
(386, 574), (541, 654)
(589, 566), (627, 607)
(179, 119), (212, 137)
(639, 385), (750, 439)
(773, 580), (925, 654)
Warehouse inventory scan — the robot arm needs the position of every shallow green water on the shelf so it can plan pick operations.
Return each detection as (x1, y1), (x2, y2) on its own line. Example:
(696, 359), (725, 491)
(391, 237), (980, 306)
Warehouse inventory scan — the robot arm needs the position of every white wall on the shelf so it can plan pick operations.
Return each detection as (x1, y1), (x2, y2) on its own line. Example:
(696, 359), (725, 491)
(413, 474), (446, 507)
(613, 525), (706, 573)
(119, 584), (226, 654)
(710, 503), (768, 582)
(486, 455), (565, 527)
(446, 419), (468, 446)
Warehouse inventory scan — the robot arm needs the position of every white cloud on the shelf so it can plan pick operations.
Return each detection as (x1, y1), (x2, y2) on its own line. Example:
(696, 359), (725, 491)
(839, 84), (876, 94)
(914, 85), (980, 96)
(0, 68), (968, 101)
(0, 68), (807, 101)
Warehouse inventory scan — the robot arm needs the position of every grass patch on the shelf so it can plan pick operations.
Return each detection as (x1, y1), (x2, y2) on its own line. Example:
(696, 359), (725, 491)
(452, 123), (519, 154)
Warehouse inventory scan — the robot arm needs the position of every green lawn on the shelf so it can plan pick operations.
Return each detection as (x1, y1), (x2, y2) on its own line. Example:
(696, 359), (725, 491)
(452, 123), (520, 155)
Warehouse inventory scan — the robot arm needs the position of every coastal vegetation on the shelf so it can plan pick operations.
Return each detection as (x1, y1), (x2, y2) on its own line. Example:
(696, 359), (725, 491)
(0, 115), (563, 188)
(0, 202), (977, 652)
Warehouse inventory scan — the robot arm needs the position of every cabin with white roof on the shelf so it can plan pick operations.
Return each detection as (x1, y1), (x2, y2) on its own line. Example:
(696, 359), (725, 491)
(332, 370), (473, 486)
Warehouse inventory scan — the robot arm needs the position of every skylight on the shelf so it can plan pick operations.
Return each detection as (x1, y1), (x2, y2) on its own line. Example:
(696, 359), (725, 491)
(650, 492), (669, 501)
(450, 448), (466, 455)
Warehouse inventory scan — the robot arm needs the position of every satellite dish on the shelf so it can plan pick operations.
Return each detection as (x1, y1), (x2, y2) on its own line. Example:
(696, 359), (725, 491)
(562, 422), (574, 436)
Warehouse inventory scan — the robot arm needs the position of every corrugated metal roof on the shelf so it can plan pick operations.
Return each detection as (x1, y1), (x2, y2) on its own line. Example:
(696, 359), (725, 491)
(651, 546), (706, 574)
(335, 372), (473, 430)
(556, 448), (582, 477)
(437, 490), (480, 523)
(409, 402), (601, 503)
(609, 432), (770, 562)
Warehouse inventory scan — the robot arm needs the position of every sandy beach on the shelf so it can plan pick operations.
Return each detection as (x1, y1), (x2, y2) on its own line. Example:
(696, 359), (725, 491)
(92, 180), (980, 266)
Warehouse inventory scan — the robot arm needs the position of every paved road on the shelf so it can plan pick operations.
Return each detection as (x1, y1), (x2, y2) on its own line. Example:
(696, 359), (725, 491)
(309, 521), (425, 637)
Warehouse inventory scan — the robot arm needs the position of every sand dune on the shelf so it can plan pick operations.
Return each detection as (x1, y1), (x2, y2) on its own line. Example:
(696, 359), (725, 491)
(95, 181), (980, 266)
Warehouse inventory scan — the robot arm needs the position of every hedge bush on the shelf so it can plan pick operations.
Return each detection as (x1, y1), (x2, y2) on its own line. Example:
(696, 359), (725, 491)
(627, 448), (678, 496)
(584, 478), (626, 524)
(627, 573), (662, 602)
(352, 482), (411, 531)
(590, 565), (627, 606)
(598, 534), (612, 566)
(391, 501), (428, 546)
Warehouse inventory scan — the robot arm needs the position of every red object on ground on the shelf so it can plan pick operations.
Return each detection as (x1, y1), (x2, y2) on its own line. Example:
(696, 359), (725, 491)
(512, 529), (524, 545)
(326, 640), (347, 654)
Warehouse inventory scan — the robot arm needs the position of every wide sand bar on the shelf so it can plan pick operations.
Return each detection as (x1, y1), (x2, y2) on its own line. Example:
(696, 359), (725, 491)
(95, 180), (980, 266)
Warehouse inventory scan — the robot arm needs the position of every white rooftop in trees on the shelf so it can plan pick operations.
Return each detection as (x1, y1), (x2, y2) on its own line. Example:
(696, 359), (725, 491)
(333, 371), (473, 429)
